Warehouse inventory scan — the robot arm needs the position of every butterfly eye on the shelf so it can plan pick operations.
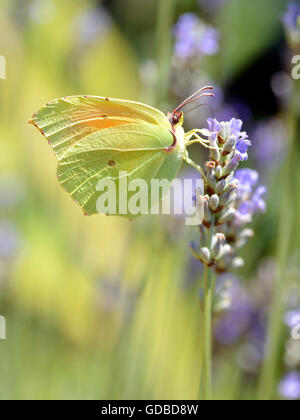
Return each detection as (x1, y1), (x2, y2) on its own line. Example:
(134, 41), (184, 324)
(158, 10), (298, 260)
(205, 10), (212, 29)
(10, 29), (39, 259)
(108, 160), (116, 167)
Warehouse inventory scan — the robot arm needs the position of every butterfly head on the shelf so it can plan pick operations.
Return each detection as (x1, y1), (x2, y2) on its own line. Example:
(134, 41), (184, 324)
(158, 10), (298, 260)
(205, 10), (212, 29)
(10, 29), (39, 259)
(171, 86), (214, 128)
(168, 110), (184, 128)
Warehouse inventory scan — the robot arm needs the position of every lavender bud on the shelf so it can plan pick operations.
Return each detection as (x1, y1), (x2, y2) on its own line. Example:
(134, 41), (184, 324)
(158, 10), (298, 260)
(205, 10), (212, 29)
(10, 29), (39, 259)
(208, 170), (217, 191)
(218, 244), (232, 258)
(216, 244), (234, 272)
(199, 247), (212, 265)
(216, 179), (226, 195)
(222, 155), (241, 177)
(218, 208), (236, 224)
(206, 160), (216, 169)
(209, 194), (219, 211)
(215, 165), (223, 180)
(197, 194), (211, 226)
(225, 172), (234, 186)
(200, 195), (211, 224)
(219, 184), (237, 207)
(211, 233), (226, 259)
(222, 135), (237, 155)
(219, 122), (230, 143)
(209, 139), (221, 161)
(226, 192), (237, 207)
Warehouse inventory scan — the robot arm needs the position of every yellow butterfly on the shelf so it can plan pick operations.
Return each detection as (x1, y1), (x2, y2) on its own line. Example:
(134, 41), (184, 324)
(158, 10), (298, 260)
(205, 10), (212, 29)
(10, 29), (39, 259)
(29, 87), (213, 217)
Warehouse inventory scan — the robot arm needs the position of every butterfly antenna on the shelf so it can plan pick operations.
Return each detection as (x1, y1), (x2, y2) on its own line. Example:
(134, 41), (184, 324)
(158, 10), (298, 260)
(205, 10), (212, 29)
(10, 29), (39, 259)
(178, 93), (214, 110)
(184, 102), (215, 118)
(174, 86), (214, 113)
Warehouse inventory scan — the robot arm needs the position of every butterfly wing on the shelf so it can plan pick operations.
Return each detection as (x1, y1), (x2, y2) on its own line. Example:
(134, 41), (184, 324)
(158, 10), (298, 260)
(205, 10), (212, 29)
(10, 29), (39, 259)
(29, 96), (184, 217)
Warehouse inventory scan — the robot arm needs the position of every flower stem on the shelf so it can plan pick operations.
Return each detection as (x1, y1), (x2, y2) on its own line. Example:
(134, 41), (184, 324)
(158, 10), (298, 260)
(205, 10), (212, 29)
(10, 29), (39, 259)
(200, 219), (215, 400)
(258, 83), (298, 399)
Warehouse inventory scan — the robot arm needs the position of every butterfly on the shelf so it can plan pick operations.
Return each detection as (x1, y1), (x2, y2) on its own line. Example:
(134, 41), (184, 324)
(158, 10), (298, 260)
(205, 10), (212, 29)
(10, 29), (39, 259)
(29, 87), (214, 218)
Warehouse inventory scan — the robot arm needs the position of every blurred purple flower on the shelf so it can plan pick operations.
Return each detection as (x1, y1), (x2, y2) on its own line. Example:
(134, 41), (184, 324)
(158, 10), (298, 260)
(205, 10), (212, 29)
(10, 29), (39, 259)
(234, 169), (266, 225)
(174, 13), (220, 59)
(74, 6), (111, 46)
(283, 2), (300, 31)
(278, 372), (300, 400)
(282, 2), (300, 46)
(235, 169), (259, 194)
(252, 186), (267, 212)
(284, 310), (300, 328)
(251, 119), (286, 168)
(215, 281), (255, 345)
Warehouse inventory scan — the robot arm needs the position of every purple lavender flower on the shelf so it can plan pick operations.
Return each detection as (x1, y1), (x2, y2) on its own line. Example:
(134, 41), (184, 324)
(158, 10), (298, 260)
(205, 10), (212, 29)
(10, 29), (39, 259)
(207, 118), (221, 140)
(207, 117), (251, 161)
(192, 116), (266, 273)
(278, 372), (300, 400)
(174, 13), (220, 59)
(229, 118), (243, 137)
(227, 118), (251, 161)
(235, 135), (252, 161)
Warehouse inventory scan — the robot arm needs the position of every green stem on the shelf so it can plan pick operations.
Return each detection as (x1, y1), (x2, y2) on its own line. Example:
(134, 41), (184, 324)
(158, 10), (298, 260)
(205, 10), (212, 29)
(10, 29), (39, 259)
(155, 0), (176, 106)
(202, 266), (214, 400)
(258, 84), (298, 399)
(200, 220), (215, 401)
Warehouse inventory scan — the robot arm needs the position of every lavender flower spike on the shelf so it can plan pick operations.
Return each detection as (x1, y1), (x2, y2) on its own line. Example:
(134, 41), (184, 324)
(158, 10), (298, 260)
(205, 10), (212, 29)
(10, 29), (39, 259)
(191, 118), (266, 274)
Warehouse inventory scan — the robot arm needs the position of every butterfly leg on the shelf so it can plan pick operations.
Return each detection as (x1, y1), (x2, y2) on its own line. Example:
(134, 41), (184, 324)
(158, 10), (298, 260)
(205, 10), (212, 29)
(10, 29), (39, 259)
(185, 130), (221, 151)
(183, 149), (206, 179)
